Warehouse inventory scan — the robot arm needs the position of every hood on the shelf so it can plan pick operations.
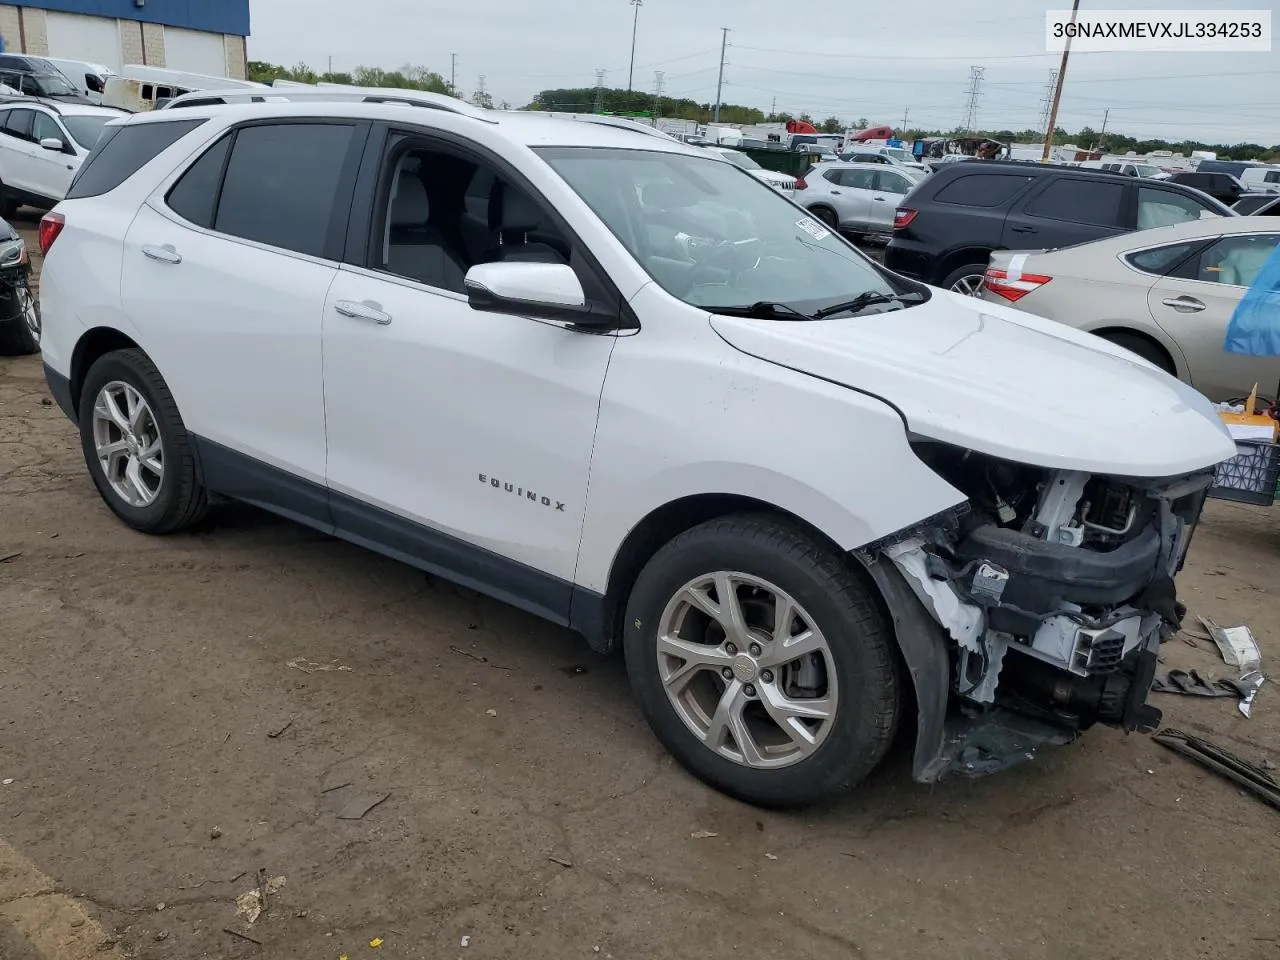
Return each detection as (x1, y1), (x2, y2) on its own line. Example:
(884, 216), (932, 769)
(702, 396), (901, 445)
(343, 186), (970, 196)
(709, 290), (1237, 477)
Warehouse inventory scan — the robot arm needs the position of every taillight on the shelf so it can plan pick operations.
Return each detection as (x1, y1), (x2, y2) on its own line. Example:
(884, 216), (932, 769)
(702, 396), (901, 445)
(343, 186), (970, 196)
(893, 208), (918, 230)
(795, 176), (807, 190)
(982, 267), (1052, 302)
(38, 212), (65, 256)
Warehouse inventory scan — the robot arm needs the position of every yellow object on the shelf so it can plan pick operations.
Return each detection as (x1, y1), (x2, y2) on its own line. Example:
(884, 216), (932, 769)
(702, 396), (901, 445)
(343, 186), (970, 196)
(369, 939), (384, 949)
(1218, 383), (1279, 441)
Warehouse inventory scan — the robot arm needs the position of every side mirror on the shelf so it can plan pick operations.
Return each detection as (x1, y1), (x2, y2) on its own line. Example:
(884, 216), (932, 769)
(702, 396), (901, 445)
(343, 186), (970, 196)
(39, 137), (64, 152)
(464, 261), (615, 328)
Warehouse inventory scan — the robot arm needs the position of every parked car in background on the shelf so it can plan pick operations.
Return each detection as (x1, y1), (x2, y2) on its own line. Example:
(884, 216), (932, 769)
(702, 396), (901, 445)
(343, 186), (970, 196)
(979, 216), (1280, 400)
(1196, 159), (1264, 179)
(0, 214), (37, 355)
(1240, 166), (1280, 194)
(1165, 171), (1245, 206)
(885, 160), (1234, 293)
(841, 145), (929, 173)
(0, 55), (92, 103)
(1081, 160), (1167, 179)
(1234, 194), (1280, 215)
(0, 98), (126, 214)
(795, 161), (924, 239)
(703, 146), (797, 196)
(40, 57), (113, 104)
(103, 66), (266, 112)
(36, 98), (1236, 806)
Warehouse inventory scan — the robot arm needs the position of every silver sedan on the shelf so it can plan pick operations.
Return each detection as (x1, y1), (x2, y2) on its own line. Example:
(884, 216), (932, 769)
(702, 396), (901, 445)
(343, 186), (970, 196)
(978, 215), (1280, 401)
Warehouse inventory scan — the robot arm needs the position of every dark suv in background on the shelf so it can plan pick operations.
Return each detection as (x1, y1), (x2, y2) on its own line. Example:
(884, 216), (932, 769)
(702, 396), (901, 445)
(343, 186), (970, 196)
(885, 160), (1234, 293)
(1164, 171), (1245, 205)
(0, 54), (89, 102)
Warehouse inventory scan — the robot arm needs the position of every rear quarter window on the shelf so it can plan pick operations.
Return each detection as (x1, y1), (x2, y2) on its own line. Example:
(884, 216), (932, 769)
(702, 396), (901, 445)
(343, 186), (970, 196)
(65, 118), (206, 200)
(931, 173), (1031, 207)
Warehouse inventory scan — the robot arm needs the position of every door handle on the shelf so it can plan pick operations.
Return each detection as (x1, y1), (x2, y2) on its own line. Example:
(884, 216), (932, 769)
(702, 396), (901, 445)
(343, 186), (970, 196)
(141, 244), (182, 264)
(873, 196), (887, 201)
(334, 299), (392, 325)
(1010, 225), (1037, 234)
(830, 189), (842, 194)
(1161, 296), (1206, 313)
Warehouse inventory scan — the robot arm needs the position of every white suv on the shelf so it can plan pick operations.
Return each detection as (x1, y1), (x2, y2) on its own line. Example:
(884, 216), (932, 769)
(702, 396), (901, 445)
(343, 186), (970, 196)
(37, 99), (1235, 807)
(0, 99), (124, 215)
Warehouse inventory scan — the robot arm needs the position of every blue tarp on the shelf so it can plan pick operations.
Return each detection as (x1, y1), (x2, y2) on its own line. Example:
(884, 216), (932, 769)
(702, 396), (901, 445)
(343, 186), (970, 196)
(1224, 241), (1280, 357)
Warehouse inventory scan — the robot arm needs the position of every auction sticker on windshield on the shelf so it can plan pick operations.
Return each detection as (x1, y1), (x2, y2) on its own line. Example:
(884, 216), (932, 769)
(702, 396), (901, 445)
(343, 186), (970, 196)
(796, 217), (831, 241)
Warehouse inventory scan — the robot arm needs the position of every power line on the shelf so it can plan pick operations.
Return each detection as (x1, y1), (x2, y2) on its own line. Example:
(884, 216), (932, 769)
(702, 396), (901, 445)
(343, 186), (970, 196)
(961, 65), (984, 133)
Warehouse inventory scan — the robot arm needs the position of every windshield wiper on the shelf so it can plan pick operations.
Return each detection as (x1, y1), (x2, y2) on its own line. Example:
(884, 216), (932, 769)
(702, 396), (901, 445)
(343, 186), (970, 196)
(811, 291), (925, 320)
(706, 301), (814, 321)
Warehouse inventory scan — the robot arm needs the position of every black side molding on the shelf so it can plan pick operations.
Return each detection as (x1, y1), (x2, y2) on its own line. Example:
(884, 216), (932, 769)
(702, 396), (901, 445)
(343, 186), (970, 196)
(42, 362), (76, 422)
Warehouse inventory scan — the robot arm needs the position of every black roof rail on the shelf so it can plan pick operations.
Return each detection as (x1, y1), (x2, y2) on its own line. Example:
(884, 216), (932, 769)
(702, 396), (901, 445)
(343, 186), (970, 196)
(0, 94), (62, 114)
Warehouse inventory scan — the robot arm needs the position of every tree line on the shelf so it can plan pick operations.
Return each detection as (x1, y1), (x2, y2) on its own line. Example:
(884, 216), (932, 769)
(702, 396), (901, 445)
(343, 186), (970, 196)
(244, 64), (1278, 161)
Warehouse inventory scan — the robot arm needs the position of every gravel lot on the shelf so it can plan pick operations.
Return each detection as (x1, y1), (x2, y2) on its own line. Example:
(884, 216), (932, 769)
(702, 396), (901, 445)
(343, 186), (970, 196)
(2, 217), (1279, 960)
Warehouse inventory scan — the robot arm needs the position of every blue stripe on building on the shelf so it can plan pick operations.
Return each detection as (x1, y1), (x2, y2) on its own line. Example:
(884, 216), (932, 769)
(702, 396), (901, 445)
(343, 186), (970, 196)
(8, 0), (250, 36)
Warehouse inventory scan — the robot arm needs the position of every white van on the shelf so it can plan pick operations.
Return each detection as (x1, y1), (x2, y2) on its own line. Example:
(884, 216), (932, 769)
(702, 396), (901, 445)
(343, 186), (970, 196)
(1240, 166), (1280, 194)
(103, 66), (265, 112)
(39, 57), (113, 104)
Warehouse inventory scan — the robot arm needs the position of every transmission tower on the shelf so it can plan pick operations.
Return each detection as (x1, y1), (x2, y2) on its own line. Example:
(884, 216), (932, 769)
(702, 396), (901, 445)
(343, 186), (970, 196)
(960, 66), (984, 133)
(474, 74), (489, 107)
(1038, 69), (1059, 132)
(593, 69), (607, 113)
(653, 70), (665, 119)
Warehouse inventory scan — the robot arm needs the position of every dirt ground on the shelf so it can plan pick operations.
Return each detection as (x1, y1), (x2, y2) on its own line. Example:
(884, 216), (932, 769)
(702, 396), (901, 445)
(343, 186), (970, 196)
(2, 218), (1279, 960)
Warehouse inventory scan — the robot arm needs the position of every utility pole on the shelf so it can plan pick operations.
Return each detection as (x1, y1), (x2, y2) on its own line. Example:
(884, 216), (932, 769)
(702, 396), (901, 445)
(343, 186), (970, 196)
(1097, 108), (1109, 152)
(770, 96), (776, 118)
(1041, 0), (1081, 162)
(327, 55), (332, 75)
(713, 27), (729, 123)
(901, 106), (909, 132)
(627, 0), (643, 92)
(450, 53), (458, 97)
(593, 69), (607, 113)
(653, 70), (665, 120)
(961, 66), (984, 133)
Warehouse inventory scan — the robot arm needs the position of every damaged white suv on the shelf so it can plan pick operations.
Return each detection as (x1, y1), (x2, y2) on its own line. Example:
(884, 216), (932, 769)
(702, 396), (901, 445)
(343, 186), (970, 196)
(37, 96), (1237, 807)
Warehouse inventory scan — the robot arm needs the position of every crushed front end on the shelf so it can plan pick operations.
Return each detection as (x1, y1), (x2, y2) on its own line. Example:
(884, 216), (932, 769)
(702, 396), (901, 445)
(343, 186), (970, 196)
(866, 441), (1214, 783)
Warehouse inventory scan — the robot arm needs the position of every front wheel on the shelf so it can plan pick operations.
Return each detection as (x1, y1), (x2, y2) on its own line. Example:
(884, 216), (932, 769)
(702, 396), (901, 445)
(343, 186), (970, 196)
(624, 515), (900, 808)
(78, 348), (210, 533)
(809, 206), (839, 230)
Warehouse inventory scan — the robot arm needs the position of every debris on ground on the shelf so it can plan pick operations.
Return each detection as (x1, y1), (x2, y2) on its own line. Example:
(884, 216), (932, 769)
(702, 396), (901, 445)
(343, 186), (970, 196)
(0, 551), (20, 563)
(369, 937), (384, 948)
(321, 781), (353, 794)
(765, 853), (778, 860)
(286, 657), (353, 674)
(1152, 728), (1280, 811)
(209, 826), (222, 840)
(461, 935), (471, 947)
(1198, 617), (1266, 717)
(234, 874), (286, 924)
(485, 709), (498, 717)
(689, 830), (718, 839)
(266, 718), (294, 739)
(336, 792), (390, 820)
(559, 664), (589, 677)
(223, 927), (263, 946)
(1151, 669), (1256, 700)
(548, 856), (573, 868)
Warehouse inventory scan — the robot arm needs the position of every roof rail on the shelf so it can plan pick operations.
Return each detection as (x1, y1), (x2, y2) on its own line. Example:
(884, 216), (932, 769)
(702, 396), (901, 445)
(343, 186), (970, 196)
(518, 111), (682, 142)
(0, 94), (62, 114)
(159, 84), (494, 121)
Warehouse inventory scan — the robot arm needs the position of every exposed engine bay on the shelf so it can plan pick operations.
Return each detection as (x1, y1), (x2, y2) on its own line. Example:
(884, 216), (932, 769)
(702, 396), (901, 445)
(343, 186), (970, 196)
(867, 440), (1215, 781)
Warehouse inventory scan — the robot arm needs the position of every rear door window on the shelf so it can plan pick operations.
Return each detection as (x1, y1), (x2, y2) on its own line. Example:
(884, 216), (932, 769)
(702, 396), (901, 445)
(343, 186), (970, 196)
(932, 173), (1030, 207)
(839, 168), (878, 190)
(66, 118), (207, 199)
(1027, 178), (1125, 226)
(211, 122), (362, 259)
(5, 109), (34, 142)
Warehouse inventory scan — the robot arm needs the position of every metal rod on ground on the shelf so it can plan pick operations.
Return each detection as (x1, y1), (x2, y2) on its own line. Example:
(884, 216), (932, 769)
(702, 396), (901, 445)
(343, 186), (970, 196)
(1041, 0), (1081, 162)
(713, 27), (729, 123)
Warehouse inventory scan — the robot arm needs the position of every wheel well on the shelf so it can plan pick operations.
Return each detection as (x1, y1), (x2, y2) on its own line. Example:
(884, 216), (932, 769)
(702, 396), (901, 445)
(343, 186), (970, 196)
(70, 327), (141, 415)
(1090, 326), (1176, 374)
(595, 494), (842, 655)
(935, 248), (992, 285)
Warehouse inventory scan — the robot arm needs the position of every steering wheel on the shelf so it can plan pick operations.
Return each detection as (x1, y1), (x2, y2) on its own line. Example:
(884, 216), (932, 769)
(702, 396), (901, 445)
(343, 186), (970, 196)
(682, 236), (763, 284)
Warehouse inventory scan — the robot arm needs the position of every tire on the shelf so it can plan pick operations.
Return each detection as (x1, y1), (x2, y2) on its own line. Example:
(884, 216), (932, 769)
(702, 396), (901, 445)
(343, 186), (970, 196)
(0, 181), (17, 220)
(623, 514), (900, 808)
(1097, 331), (1175, 375)
(0, 281), (40, 356)
(941, 262), (988, 296)
(77, 348), (210, 534)
(809, 205), (839, 230)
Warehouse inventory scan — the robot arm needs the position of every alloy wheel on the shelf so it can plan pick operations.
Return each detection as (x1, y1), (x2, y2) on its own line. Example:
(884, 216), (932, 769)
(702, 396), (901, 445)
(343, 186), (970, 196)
(655, 571), (838, 769)
(18, 284), (38, 343)
(91, 381), (163, 508)
(950, 273), (985, 296)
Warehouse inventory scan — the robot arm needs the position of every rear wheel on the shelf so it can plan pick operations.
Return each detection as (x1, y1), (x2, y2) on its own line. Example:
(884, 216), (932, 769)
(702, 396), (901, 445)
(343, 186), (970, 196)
(78, 348), (210, 533)
(1097, 331), (1175, 375)
(623, 514), (900, 808)
(942, 262), (988, 296)
(809, 206), (839, 230)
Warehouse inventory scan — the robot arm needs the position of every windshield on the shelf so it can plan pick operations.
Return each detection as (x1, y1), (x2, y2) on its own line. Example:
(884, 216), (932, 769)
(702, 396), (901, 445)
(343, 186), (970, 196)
(884, 148), (910, 162)
(1135, 164), (1162, 177)
(537, 147), (899, 314)
(61, 115), (111, 149)
(716, 149), (761, 171)
(29, 71), (78, 97)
